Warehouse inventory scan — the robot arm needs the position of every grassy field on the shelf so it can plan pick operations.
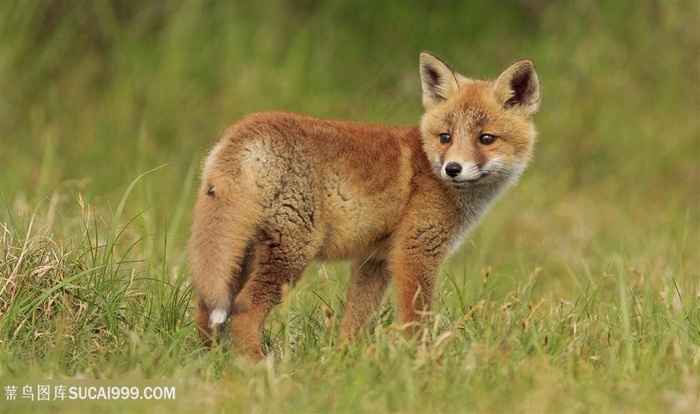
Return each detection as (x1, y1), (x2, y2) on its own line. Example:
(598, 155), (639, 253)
(1, 0), (699, 412)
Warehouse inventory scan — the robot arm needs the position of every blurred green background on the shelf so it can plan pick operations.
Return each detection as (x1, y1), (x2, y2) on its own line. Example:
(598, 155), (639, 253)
(0, 2), (698, 411)
(1, 0), (698, 291)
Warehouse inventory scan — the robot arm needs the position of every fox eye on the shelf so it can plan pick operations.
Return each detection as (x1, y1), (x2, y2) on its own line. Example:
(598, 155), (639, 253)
(478, 134), (497, 145)
(439, 133), (451, 144)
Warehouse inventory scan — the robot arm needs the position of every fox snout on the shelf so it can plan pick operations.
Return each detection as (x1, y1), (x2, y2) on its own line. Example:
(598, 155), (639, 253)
(444, 162), (462, 177)
(441, 160), (489, 183)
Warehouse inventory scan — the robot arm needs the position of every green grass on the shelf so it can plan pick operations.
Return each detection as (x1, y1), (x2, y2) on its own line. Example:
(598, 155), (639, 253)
(1, 0), (699, 412)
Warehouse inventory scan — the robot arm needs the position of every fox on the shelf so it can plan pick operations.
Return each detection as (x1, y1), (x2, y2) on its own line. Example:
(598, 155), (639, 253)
(189, 52), (540, 357)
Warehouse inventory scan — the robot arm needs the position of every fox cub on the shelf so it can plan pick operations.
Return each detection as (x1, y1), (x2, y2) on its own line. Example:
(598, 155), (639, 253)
(189, 52), (540, 356)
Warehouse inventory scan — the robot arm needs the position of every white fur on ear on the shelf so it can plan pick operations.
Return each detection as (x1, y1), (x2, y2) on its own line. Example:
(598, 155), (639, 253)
(493, 60), (540, 117)
(419, 52), (460, 109)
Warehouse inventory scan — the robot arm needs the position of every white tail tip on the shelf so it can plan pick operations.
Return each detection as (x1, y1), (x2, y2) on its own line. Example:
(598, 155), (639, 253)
(209, 308), (228, 327)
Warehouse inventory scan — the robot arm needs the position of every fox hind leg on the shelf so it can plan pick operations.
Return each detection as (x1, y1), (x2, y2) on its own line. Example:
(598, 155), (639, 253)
(231, 210), (319, 357)
(195, 299), (215, 347)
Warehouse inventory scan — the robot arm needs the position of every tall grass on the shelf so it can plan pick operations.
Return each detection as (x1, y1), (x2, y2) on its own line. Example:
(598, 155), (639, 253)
(1, 0), (698, 412)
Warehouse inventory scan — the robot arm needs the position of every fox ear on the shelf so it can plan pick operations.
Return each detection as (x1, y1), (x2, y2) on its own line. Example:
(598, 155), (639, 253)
(493, 60), (540, 117)
(420, 52), (460, 109)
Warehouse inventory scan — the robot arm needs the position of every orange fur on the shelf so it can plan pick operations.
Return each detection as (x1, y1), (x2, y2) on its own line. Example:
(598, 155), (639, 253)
(188, 52), (541, 356)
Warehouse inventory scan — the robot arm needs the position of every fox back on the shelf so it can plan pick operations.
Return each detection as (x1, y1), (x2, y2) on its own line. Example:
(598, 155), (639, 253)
(189, 52), (540, 357)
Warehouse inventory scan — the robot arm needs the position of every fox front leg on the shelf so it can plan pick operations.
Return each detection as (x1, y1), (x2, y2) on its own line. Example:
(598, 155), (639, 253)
(391, 225), (448, 333)
(339, 259), (392, 341)
(393, 260), (438, 333)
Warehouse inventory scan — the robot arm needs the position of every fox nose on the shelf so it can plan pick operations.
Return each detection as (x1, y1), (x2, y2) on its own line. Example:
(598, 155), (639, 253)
(445, 162), (462, 177)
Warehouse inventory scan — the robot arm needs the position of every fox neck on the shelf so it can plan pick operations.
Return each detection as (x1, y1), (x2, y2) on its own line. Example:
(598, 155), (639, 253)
(446, 167), (525, 255)
(454, 182), (506, 225)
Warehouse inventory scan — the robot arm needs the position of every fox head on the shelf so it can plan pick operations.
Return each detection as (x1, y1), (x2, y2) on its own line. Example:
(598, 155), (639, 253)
(418, 52), (540, 191)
